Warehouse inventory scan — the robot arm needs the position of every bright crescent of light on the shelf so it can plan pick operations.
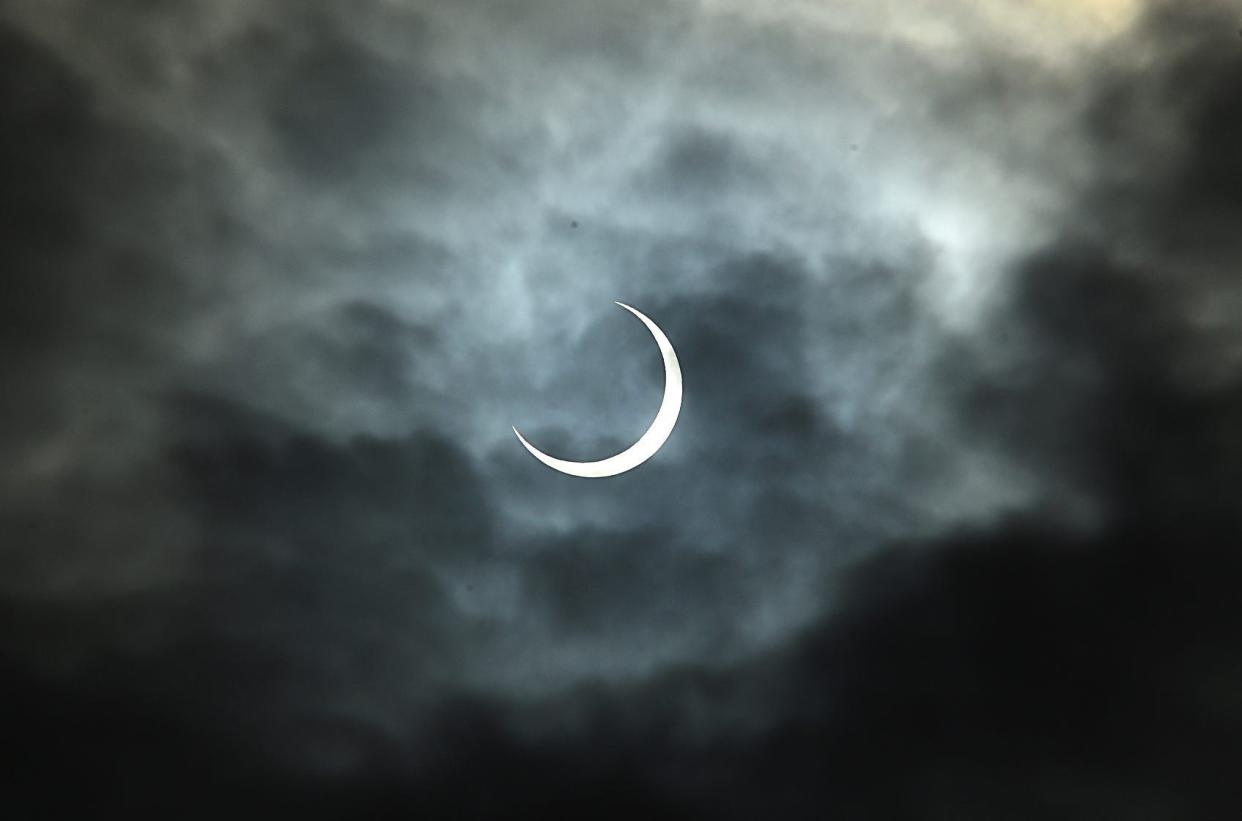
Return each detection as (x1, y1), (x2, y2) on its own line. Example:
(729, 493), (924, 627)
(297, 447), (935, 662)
(512, 302), (682, 478)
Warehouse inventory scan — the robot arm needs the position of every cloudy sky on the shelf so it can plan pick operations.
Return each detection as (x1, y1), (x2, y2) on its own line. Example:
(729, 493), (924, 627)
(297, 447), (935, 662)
(3, 0), (1242, 816)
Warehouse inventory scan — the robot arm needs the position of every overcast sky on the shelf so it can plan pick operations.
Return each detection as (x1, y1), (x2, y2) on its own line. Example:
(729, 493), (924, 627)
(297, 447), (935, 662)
(3, 1), (1242, 817)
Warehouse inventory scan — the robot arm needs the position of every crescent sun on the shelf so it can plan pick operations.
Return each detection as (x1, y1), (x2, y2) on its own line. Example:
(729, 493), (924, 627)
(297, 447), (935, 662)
(512, 302), (682, 478)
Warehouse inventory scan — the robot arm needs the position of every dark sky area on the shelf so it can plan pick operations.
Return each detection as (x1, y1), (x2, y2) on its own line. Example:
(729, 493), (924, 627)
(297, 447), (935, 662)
(3, 0), (1242, 817)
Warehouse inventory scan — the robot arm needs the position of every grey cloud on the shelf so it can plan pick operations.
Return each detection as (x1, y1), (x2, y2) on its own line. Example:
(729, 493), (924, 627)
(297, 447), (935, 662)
(4, 0), (1242, 816)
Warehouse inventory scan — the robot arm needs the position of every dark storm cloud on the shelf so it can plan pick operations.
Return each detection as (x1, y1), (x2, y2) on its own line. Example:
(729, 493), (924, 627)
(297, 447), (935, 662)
(949, 0), (1242, 530)
(3, 0), (1242, 816)
(402, 6), (1242, 815)
(0, 3), (499, 758)
(164, 394), (497, 720)
(271, 38), (429, 182)
(0, 20), (212, 600)
(633, 125), (770, 200)
(0, 0), (938, 695)
(4, 390), (503, 797)
(197, 300), (452, 436)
